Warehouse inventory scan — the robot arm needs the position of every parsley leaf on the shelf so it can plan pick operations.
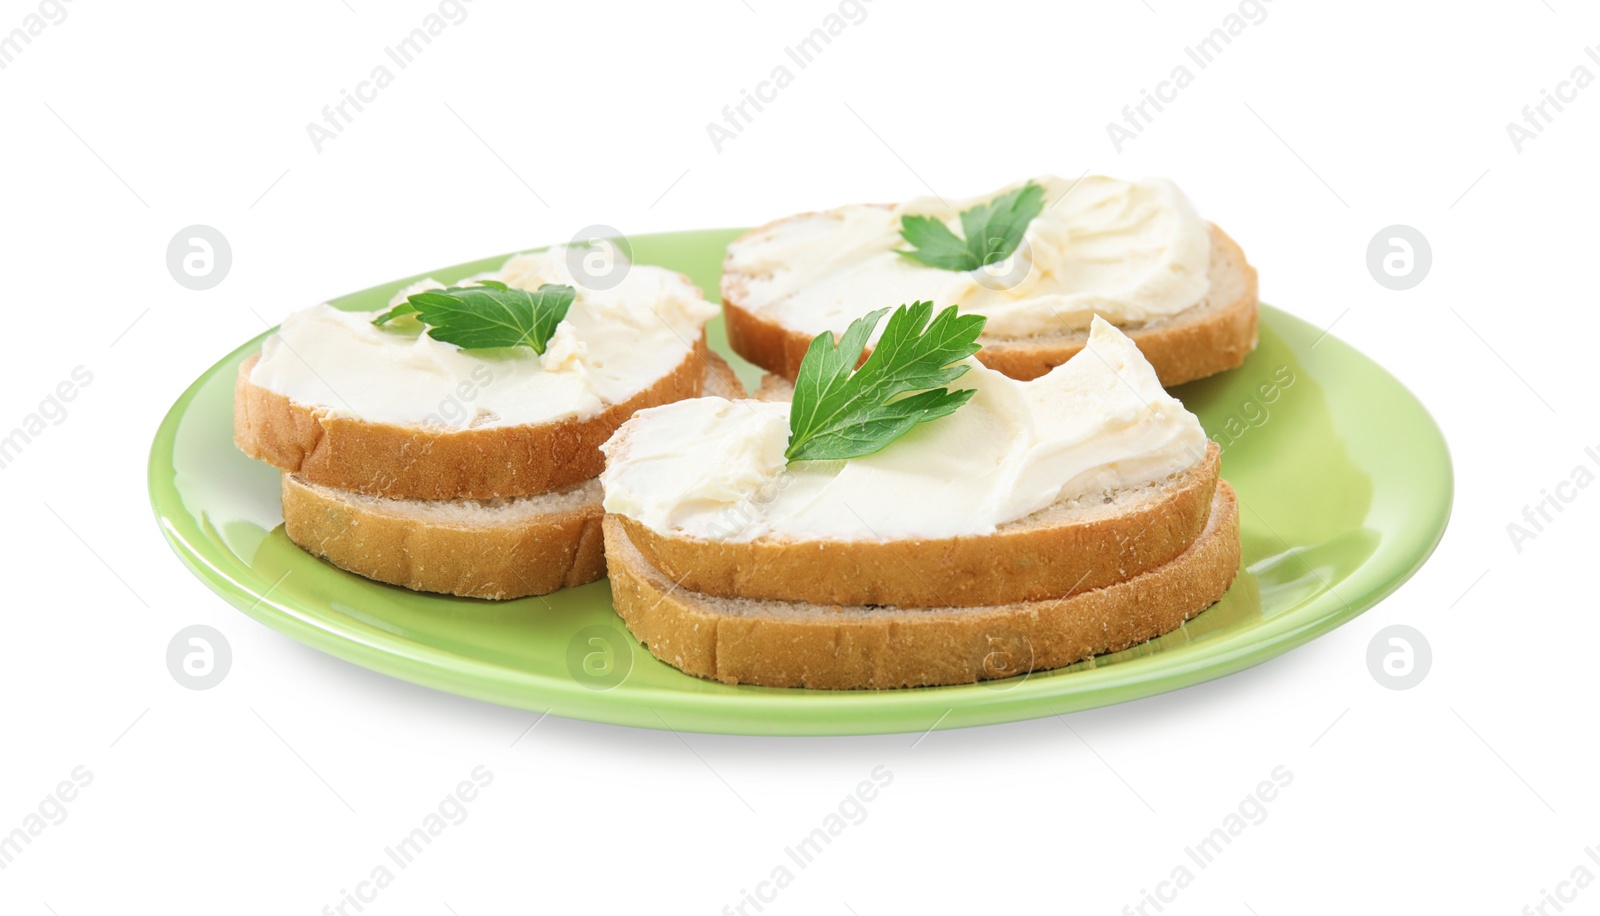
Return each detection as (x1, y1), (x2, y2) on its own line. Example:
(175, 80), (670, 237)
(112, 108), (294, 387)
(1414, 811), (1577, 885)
(898, 181), (1046, 272)
(371, 280), (575, 353)
(786, 301), (986, 462)
(371, 300), (418, 326)
(896, 216), (975, 271)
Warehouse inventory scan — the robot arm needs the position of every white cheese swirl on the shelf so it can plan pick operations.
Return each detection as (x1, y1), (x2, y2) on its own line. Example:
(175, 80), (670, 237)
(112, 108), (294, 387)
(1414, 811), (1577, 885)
(601, 317), (1208, 540)
(724, 174), (1213, 340)
(249, 246), (718, 429)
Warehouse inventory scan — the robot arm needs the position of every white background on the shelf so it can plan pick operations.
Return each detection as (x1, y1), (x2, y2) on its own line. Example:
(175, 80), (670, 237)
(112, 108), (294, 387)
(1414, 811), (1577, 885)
(2, 0), (1595, 913)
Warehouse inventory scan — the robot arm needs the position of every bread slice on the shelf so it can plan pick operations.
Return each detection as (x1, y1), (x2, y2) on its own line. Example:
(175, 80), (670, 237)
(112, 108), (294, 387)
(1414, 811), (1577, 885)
(235, 336), (709, 502)
(752, 373), (795, 402)
(614, 441), (1220, 609)
(279, 353), (743, 600)
(723, 223), (1258, 387)
(603, 481), (1240, 689)
(731, 375), (1220, 606)
(283, 476), (607, 600)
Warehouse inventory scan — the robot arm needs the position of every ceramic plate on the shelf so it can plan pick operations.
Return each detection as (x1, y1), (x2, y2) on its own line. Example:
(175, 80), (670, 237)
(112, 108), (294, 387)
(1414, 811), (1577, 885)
(149, 229), (1451, 736)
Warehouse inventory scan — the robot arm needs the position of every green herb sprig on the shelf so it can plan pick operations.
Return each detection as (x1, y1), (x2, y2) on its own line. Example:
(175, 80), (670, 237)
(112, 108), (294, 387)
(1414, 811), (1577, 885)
(785, 301), (986, 462)
(898, 181), (1046, 272)
(372, 280), (575, 353)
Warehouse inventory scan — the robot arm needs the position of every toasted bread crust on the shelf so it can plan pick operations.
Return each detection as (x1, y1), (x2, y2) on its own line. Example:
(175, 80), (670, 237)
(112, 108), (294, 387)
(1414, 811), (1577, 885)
(696, 350), (749, 402)
(617, 442), (1220, 608)
(274, 353), (746, 600)
(234, 336), (709, 501)
(723, 223), (1259, 387)
(282, 475), (606, 600)
(604, 482), (1241, 689)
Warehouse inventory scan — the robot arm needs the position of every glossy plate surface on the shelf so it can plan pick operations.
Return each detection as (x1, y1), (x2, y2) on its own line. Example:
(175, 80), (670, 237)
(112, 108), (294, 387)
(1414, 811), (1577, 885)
(149, 229), (1452, 736)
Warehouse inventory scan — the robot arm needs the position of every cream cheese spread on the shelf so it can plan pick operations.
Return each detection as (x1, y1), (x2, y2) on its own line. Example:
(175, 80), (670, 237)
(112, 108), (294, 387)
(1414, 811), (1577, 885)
(601, 317), (1208, 541)
(724, 174), (1213, 340)
(249, 246), (718, 429)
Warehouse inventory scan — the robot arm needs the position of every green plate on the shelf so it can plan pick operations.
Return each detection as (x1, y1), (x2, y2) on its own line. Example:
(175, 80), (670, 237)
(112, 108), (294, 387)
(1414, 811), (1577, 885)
(149, 229), (1452, 736)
